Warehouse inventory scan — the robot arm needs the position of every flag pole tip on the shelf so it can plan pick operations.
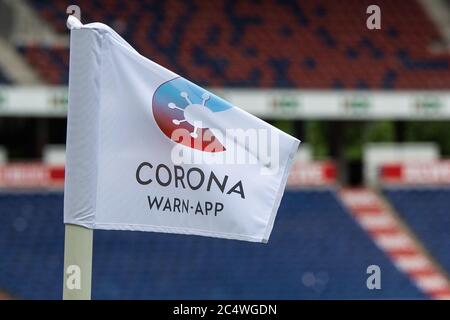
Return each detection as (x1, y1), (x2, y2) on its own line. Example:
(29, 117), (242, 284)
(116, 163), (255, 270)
(67, 15), (83, 30)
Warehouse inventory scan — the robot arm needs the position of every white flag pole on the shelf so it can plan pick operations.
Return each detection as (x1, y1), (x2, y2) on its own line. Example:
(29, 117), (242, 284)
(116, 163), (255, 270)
(62, 224), (93, 300)
(63, 13), (93, 300)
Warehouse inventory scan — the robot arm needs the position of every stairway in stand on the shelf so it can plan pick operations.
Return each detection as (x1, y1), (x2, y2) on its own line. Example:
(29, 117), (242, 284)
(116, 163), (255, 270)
(339, 188), (450, 300)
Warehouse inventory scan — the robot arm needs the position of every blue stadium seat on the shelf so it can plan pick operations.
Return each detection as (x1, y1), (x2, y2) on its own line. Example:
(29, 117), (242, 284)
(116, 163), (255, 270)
(384, 188), (450, 274)
(0, 190), (425, 299)
(21, 0), (450, 89)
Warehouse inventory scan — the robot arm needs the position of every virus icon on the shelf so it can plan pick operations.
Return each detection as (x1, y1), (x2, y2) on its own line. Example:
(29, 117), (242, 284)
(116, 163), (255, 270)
(168, 91), (212, 138)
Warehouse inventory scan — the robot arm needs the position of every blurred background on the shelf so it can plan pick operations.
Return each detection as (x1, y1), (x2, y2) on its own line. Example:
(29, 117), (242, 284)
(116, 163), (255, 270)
(0, 0), (449, 299)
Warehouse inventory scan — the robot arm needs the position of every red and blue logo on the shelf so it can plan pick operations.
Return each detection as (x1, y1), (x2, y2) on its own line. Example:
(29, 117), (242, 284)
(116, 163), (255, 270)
(152, 77), (232, 152)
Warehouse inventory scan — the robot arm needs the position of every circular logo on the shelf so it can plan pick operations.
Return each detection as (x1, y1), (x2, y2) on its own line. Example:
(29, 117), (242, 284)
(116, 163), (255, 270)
(152, 77), (232, 152)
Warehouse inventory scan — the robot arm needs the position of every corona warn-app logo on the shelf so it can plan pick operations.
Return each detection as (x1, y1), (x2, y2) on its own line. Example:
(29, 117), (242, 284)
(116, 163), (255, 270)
(152, 77), (232, 152)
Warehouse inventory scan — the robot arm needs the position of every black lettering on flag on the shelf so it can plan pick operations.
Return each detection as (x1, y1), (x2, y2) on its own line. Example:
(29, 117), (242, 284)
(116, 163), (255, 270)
(182, 199), (189, 213)
(227, 181), (246, 199)
(215, 202), (224, 216)
(163, 197), (172, 211)
(205, 201), (213, 215)
(173, 197), (181, 212)
(187, 168), (205, 190)
(156, 164), (172, 186)
(136, 162), (153, 185)
(207, 171), (229, 193)
(195, 202), (204, 215)
(147, 196), (163, 210)
(174, 166), (186, 188)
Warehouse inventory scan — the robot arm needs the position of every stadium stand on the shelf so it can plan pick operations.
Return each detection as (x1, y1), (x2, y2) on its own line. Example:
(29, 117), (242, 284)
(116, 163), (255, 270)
(384, 188), (450, 275)
(341, 188), (450, 299)
(16, 45), (68, 85)
(1, 0), (449, 301)
(0, 190), (426, 299)
(16, 0), (449, 88)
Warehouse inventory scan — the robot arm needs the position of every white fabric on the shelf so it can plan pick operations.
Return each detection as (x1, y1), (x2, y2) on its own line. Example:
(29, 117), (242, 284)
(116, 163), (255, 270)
(64, 17), (300, 243)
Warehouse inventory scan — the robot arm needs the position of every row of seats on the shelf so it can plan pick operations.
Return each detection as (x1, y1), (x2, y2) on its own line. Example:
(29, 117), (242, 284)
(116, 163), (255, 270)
(0, 190), (425, 299)
(17, 45), (68, 85)
(14, 0), (450, 88)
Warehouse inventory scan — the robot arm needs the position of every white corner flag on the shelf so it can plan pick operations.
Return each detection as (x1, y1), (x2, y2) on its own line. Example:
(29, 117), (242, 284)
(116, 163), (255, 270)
(64, 16), (300, 244)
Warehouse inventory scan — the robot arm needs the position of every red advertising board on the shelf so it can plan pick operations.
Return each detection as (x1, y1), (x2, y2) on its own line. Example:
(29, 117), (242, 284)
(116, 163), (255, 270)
(381, 160), (450, 185)
(0, 164), (65, 188)
(0, 161), (335, 189)
(287, 161), (336, 187)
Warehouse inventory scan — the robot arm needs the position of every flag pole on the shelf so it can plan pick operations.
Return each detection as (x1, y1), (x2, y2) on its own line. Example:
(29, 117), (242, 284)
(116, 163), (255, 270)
(62, 224), (93, 300)
(62, 13), (92, 301)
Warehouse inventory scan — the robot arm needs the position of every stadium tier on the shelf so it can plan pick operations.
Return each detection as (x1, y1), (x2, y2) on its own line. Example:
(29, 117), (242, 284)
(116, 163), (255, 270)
(384, 188), (450, 275)
(16, 45), (69, 85)
(0, 0), (449, 303)
(15, 0), (450, 88)
(0, 190), (425, 299)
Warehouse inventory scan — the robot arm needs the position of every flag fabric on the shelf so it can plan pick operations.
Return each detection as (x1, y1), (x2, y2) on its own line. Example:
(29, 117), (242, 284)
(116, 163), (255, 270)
(64, 16), (300, 243)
